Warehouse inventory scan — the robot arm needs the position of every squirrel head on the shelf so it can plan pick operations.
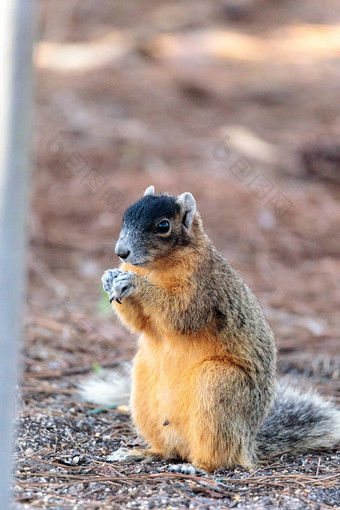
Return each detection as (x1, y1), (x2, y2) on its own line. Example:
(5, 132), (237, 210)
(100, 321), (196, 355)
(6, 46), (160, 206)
(115, 186), (199, 267)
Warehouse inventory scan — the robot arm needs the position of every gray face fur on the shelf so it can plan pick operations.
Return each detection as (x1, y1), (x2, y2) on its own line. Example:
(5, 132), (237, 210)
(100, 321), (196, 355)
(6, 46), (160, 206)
(115, 186), (196, 266)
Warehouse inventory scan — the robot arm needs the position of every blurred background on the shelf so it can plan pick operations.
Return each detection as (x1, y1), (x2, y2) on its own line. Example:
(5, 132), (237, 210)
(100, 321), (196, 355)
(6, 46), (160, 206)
(17, 0), (340, 505)
(30, 0), (340, 375)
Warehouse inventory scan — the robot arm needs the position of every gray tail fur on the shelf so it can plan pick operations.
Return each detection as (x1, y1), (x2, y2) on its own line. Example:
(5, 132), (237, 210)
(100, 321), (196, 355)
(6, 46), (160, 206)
(256, 382), (340, 460)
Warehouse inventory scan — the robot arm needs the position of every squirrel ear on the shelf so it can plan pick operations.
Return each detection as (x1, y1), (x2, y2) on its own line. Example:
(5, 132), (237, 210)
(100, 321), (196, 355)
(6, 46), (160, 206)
(144, 185), (155, 197)
(178, 192), (196, 228)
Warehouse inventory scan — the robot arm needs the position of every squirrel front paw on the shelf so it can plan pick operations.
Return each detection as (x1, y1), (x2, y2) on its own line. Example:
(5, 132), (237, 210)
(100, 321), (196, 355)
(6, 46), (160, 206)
(102, 270), (138, 304)
(101, 269), (121, 293)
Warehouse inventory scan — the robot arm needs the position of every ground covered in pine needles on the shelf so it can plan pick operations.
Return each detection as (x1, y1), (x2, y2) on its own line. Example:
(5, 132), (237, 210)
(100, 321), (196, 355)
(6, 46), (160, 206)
(13, 0), (340, 508)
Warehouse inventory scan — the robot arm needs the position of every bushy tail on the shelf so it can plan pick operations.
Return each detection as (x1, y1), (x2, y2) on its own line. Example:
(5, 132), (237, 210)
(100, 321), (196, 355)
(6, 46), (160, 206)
(78, 363), (131, 407)
(256, 382), (340, 460)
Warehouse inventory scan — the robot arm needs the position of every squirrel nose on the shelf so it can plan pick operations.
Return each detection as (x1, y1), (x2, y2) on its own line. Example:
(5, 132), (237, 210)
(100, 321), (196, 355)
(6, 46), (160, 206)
(115, 246), (130, 260)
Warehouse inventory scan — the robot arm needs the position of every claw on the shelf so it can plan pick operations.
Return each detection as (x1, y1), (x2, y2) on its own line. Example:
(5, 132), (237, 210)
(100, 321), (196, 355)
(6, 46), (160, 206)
(109, 296), (122, 304)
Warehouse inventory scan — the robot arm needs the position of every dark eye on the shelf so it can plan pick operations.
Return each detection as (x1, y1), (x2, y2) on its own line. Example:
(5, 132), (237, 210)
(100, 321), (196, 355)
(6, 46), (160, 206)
(156, 220), (170, 234)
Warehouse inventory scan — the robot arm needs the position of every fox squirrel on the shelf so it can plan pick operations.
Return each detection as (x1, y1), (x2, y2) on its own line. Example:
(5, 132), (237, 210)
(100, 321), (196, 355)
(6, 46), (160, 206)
(81, 186), (340, 474)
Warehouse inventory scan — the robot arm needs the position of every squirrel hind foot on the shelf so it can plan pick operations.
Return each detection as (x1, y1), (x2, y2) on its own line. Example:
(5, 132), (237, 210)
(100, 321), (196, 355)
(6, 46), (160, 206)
(107, 447), (163, 463)
(107, 447), (139, 462)
(169, 463), (206, 476)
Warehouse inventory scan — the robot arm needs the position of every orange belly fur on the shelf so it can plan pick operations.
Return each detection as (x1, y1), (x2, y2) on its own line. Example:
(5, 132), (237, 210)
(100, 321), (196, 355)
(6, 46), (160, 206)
(130, 330), (229, 462)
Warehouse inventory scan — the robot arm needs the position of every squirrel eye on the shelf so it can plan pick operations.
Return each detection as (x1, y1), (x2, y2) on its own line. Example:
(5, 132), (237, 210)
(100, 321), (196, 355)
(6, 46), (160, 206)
(156, 220), (170, 234)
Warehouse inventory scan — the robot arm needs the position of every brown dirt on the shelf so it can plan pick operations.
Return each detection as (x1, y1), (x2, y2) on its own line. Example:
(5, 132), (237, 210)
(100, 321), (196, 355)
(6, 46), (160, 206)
(14, 0), (340, 508)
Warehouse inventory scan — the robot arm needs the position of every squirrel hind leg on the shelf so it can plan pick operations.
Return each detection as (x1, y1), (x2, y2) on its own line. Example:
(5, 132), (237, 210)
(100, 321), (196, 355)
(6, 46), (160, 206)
(190, 449), (254, 474)
(186, 360), (259, 471)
